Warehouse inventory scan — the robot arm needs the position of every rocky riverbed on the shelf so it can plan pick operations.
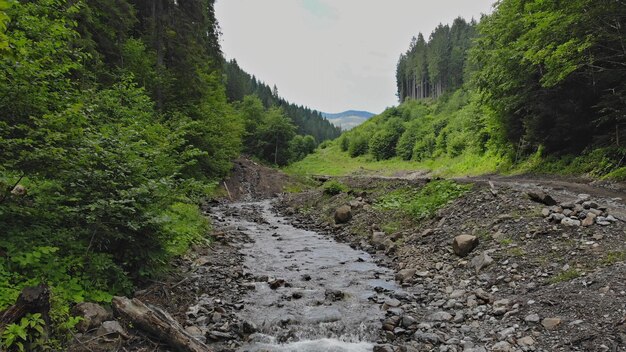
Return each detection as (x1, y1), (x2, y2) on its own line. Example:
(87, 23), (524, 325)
(277, 176), (626, 352)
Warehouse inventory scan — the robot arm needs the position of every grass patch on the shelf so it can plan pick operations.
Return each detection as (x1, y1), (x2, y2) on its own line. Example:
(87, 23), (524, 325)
(499, 238), (513, 246)
(549, 268), (581, 284)
(603, 250), (626, 265)
(507, 247), (525, 257)
(374, 180), (471, 220)
(382, 221), (402, 234)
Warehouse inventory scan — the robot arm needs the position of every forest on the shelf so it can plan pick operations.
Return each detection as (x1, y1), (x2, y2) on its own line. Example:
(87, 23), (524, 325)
(340, 0), (626, 177)
(0, 0), (334, 348)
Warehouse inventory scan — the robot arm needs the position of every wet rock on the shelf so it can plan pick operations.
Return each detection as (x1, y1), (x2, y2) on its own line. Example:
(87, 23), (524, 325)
(241, 320), (257, 334)
(268, 278), (285, 289)
(470, 252), (494, 272)
(324, 289), (344, 301)
(527, 190), (557, 206)
(396, 268), (417, 283)
(334, 205), (352, 224)
(542, 317), (562, 330)
(374, 345), (395, 352)
(452, 235), (479, 257)
(72, 302), (113, 332)
(382, 316), (401, 331)
(383, 298), (402, 309)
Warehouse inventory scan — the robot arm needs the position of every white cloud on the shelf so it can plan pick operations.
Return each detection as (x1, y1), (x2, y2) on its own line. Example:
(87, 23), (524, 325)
(215, 0), (494, 114)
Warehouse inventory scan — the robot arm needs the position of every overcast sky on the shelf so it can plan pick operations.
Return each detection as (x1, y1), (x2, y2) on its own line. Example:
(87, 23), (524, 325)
(215, 0), (495, 114)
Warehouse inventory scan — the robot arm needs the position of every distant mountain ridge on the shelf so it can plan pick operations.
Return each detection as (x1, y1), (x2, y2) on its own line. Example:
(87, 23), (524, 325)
(322, 110), (375, 119)
(322, 110), (375, 130)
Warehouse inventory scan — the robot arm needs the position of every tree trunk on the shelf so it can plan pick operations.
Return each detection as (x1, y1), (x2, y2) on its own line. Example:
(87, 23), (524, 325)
(112, 296), (211, 352)
(0, 285), (50, 332)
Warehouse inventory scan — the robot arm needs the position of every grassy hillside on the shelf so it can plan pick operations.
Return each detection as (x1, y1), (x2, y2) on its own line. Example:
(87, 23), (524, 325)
(287, 88), (626, 180)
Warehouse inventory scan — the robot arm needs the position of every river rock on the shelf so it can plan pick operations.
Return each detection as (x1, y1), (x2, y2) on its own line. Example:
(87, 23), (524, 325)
(527, 190), (557, 205)
(517, 336), (535, 346)
(72, 302), (113, 332)
(561, 217), (581, 227)
(428, 311), (453, 322)
(372, 231), (387, 249)
(453, 235), (479, 257)
(524, 313), (540, 323)
(491, 341), (513, 352)
(334, 205), (352, 224)
(471, 252), (494, 272)
(396, 268), (417, 283)
(414, 331), (442, 344)
(542, 317), (562, 330)
(582, 213), (597, 227)
(97, 320), (128, 340)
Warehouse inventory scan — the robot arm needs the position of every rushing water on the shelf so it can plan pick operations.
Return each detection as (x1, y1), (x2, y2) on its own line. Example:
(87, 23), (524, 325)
(213, 200), (400, 352)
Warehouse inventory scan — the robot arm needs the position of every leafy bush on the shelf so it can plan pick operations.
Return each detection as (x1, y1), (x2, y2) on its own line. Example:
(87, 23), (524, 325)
(348, 134), (369, 157)
(323, 180), (348, 195)
(339, 135), (350, 151)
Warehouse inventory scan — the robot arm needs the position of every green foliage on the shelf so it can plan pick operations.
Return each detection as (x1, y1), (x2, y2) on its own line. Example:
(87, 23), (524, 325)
(375, 181), (471, 220)
(323, 180), (348, 196)
(224, 59), (341, 143)
(348, 134), (369, 157)
(0, 0), (236, 347)
(369, 118), (405, 160)
(339, 135), (350, 152)
(549, 268), (581, 284)
(289, 135), (317, 163)
(1, 313), (46, 351)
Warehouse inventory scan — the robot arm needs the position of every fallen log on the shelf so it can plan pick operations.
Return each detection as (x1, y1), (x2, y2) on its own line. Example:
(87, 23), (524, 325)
(0, 284), (50, 332)
(111, 296), (211, 352)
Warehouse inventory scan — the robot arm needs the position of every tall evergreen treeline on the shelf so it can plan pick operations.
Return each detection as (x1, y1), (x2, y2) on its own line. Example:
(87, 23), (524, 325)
(0, 0), (332, 345)
(357, 0), (626, 170)
(225, 59), (341, 144)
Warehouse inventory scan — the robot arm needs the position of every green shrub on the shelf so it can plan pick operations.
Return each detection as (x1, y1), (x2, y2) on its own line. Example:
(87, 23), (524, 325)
(348, 135), (369, 157)
(323, 180), (348, 195)
(339, 135), (350, 151)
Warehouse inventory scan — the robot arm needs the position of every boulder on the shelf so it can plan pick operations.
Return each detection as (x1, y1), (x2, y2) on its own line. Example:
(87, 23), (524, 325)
(452, 235), (479, 257)
(395, 268), (417, 283)
(72, 302), (113, 332)
(334, 205), (352, 224)
(527, 190), (557, 206)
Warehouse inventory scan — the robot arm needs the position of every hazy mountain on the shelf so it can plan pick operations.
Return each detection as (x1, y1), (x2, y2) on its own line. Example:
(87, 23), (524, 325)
(322, 110), (375, 130)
